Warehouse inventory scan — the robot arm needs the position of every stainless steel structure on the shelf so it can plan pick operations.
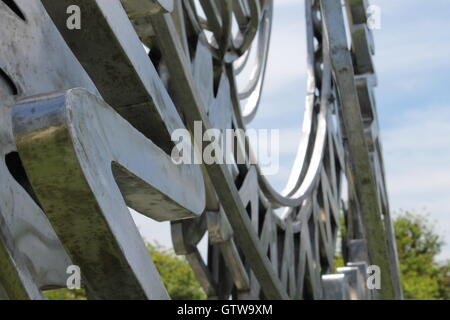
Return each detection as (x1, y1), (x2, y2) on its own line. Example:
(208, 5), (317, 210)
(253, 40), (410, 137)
(0, 0), (401, 299)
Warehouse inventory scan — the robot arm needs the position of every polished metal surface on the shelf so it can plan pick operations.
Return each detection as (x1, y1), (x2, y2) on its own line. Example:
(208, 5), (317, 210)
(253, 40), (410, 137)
(0, 0), (401, 300)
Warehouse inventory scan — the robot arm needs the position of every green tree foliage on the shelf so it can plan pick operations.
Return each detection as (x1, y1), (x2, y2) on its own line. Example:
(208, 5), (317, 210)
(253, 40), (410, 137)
(147, 243), (206, 300)
(45, 288), (86, 300)
(394, 211), (450, 300)
(43, 212), (450, 300)
(45, 242), (206, 300)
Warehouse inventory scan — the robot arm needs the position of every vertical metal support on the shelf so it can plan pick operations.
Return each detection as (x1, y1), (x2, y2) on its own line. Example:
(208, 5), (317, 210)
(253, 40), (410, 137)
(322, 274), (350, 300)
(319, 0), (400, 299)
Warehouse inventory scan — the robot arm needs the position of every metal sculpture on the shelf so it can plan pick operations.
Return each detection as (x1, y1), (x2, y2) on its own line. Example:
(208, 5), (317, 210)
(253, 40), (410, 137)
(0, 0), (401, 300)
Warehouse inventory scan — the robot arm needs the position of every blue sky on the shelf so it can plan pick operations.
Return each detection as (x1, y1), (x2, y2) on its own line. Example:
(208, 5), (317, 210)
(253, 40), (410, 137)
(369, 0), (450, 260)
(134, 0), (450, 261)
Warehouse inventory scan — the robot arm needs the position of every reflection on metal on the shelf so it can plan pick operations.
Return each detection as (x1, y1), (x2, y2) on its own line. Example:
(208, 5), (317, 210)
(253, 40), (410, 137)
(0, 0), (401, 299)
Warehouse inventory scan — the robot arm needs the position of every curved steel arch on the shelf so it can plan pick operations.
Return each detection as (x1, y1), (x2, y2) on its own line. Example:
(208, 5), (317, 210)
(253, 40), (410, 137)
(0, 0), (401, 300)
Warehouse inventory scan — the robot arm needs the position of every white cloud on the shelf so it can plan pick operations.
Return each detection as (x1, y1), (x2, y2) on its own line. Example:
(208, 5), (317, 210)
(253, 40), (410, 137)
(383, 105), (450, 260)
(371, 0), (450, 81)
(263, 2), (306, 94)
(274, 0), (307, 9)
